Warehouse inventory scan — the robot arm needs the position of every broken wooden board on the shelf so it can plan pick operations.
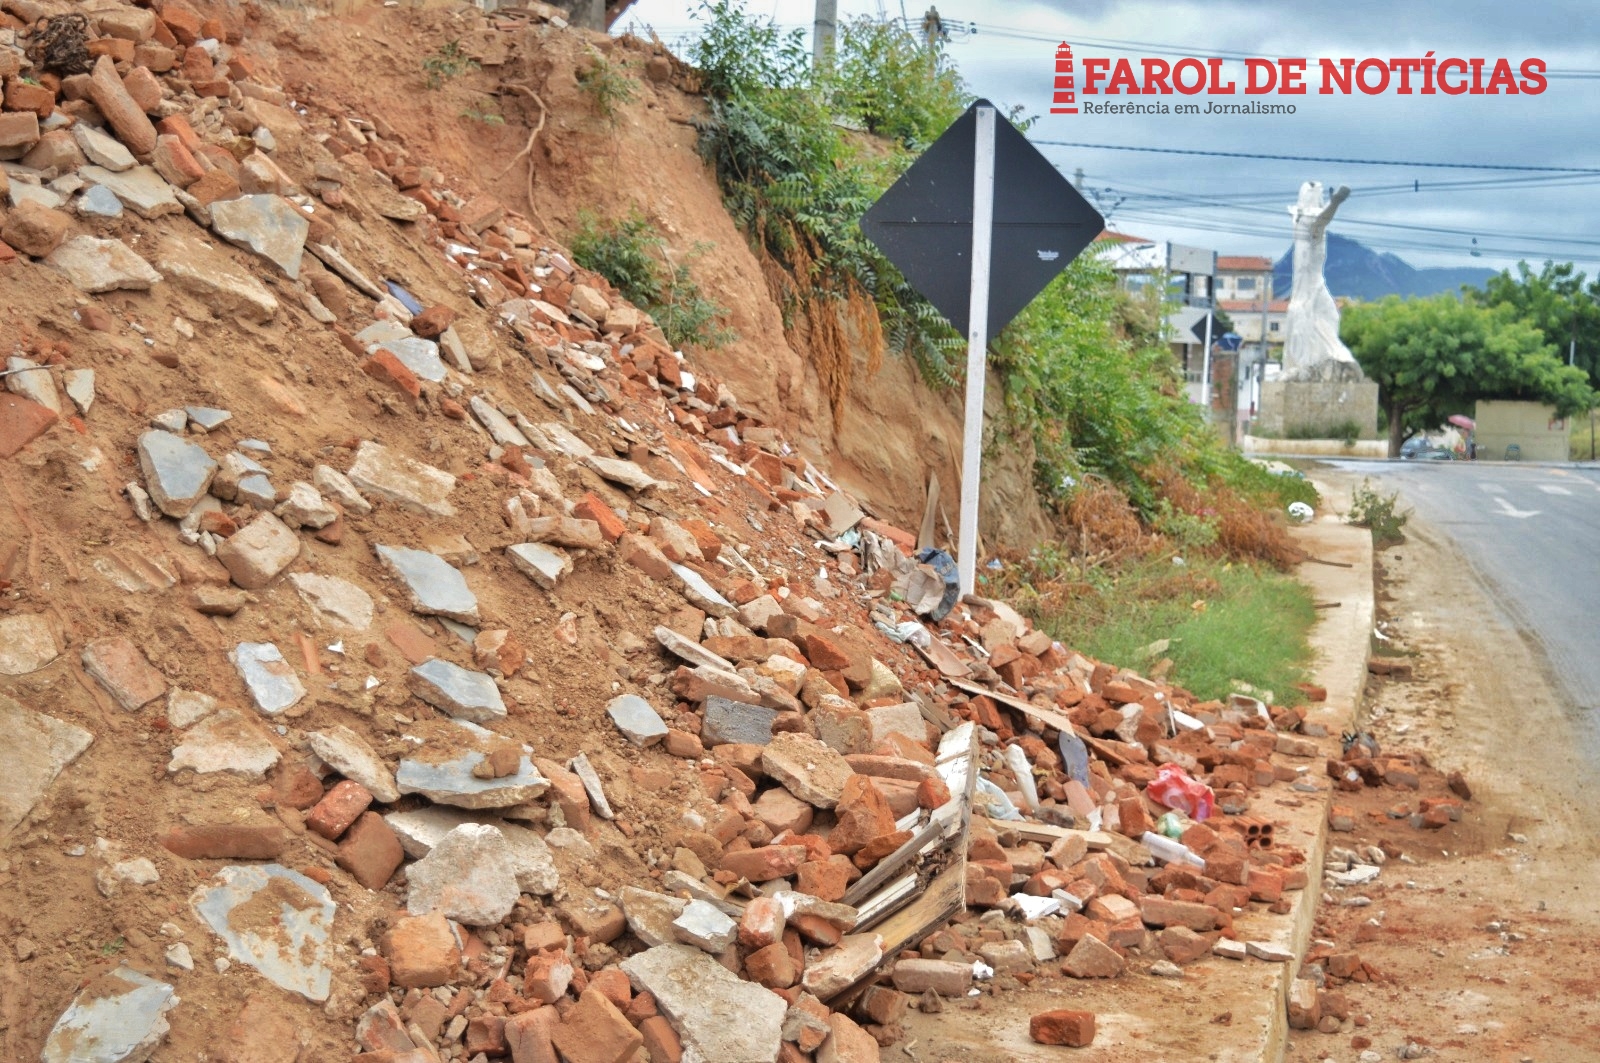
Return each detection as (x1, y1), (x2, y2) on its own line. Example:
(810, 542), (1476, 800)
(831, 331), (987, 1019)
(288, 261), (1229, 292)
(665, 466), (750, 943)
(825, 722), (978, 1004)
(951, 677), (1075, 733)
(916, 637), (971, 679)
(978, 816), (1115, 852)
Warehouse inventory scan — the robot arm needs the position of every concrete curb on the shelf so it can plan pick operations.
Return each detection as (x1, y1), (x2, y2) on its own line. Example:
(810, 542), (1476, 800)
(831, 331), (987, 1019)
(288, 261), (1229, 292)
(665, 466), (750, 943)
(1257, 516), (1375, 1062)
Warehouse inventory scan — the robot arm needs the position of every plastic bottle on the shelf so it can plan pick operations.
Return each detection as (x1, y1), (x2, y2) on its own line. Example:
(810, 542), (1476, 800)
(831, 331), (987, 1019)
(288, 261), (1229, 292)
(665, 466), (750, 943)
(1141, 831), (1206, 868)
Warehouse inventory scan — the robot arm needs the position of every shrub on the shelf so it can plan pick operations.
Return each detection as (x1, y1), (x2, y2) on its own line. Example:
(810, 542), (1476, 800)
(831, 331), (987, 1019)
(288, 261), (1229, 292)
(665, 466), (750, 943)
(568, 210), (734, 351)
(1348, 479), (1410, 545)
(1284, 419), (1362, 446)
(829, 16), (967, 148)
(688, 1), (966, 418)
(577, 49), (638, 121)
(423, 40), (476, 89)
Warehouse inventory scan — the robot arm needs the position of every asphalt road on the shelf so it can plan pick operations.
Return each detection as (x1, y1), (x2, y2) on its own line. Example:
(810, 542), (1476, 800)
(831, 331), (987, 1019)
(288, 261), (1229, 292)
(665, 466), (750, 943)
(1329, 459), (1600, 735)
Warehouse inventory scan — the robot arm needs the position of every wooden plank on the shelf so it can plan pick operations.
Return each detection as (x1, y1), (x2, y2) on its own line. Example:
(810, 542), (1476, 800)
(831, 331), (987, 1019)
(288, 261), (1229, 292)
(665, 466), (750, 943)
(951, 678), (1077, 733)
(843, 724), (977, 909)
(978, 816), (1114, 851)
(851, 873), (918, 927)
(824, 862), (966, 1006)
(843, 818), (943, 908)
(916, 637), (972, 679)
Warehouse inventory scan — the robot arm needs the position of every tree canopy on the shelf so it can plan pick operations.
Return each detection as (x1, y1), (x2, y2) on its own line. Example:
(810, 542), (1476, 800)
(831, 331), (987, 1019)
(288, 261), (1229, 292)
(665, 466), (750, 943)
(1466, 261), (1600, 386)
(1341, 293), (1594, 454)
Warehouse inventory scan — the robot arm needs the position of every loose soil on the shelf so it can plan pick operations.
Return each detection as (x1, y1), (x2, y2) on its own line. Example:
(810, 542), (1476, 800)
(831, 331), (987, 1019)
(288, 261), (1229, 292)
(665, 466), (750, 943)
(1284, 471), (1600, 1063)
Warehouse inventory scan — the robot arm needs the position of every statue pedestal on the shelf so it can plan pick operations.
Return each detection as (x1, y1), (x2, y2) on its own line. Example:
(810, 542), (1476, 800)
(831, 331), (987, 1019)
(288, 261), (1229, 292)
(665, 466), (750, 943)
(1257, 379), (1381, 440)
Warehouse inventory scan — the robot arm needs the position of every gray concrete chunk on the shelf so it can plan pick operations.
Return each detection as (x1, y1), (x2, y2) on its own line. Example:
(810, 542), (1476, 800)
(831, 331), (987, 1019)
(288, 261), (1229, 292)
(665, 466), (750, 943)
(167, 709), (280, 779)
(79, 165), (181, 219)
(702, 695), (779, 747)
(158, 235), (280, 323)
(376, 545), (480, 624)
(215, 512), (300, 590)
(209, 194), (309, 278)
(584, 454), (660, 492)
(620, 887), (689, 948)
(405, 823), (520, 926)
(347, 441), (456, 518)
(45, 236), (161, 292)
(606, 694), (667, 747)
(375, 336), (445, 383)
(535, 422), (593, 458)
(671, 563), (736, 618)
(1, 693), (94, 841)
(77, 183), (123, 218)
(137, 430), (217, 518)
(396, 722), (548, 809)
(230, 642), (306, 715)
(384, 807), (558, 894)
(673, 899), (738, 953)
(40, 964), (175, 1063)
(621, 944), (787, 1063)
(289, 573), (374, 630)
(408, 658), (506, 723)
(193, 864), (333, 1001)
(306, 724), (399, 803)
(506, 542), (571, 590)
(654, 626), (734, 671)
(468, 396), (529, 446)
(184, 406), (232, 431)
(569, 752), (614, 820)
(0, 613), (58, 675)
(63, 368), (94, 414)
(312, 463), (371, 514)
(73, 124), (136, 171)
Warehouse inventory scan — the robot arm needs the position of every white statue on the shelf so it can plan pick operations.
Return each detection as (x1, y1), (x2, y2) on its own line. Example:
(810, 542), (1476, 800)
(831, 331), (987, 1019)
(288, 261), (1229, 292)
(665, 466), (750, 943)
(1281, 181), (1364, 382)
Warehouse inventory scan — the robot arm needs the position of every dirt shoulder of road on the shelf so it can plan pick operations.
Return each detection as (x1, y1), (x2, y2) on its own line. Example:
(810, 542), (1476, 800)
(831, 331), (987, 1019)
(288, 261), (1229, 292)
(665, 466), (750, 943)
(1281, 469), (1600, 1062)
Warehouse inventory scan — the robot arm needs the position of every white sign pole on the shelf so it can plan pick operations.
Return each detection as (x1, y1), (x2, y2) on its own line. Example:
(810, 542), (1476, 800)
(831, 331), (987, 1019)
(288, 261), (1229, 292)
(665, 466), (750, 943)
(957, 105), (996, 598)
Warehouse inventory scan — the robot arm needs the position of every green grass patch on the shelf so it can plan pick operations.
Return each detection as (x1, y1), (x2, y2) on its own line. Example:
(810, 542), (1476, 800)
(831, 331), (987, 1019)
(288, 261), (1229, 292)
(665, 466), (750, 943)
(1034, 557), (1315, 704)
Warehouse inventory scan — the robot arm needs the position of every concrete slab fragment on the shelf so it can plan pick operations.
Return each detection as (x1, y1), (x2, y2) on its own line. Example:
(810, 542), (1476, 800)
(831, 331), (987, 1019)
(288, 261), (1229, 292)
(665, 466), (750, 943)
(193, 864), (334, 1001)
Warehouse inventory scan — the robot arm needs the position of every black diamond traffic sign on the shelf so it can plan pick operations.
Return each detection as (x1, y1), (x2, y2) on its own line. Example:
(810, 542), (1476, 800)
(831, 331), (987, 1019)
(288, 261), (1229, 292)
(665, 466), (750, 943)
(860, 99), (1104, 337)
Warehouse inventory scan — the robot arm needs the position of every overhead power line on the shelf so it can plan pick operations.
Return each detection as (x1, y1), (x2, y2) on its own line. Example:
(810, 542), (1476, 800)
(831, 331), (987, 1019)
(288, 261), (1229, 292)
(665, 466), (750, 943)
(1034, 140), (1600, 174)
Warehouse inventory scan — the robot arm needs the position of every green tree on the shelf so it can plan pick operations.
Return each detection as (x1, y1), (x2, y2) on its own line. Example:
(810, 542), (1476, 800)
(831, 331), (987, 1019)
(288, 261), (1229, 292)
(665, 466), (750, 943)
(1466, 260), (1600, 386)
(1341, 294), (1593, 456)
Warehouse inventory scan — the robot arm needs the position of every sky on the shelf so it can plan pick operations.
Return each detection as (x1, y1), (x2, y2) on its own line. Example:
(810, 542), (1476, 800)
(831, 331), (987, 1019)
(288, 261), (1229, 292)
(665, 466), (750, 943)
(614, 0), (1600, 277)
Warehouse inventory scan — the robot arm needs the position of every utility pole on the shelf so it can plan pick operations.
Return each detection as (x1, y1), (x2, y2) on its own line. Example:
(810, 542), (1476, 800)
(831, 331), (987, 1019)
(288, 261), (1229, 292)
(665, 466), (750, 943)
(814, 0), (837, 69)
(921, 5), (944, 52)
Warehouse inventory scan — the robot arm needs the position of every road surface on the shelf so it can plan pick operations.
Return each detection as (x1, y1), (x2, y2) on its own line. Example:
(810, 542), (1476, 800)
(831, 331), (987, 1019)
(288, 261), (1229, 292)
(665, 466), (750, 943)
(1329, 459), (1600, 749)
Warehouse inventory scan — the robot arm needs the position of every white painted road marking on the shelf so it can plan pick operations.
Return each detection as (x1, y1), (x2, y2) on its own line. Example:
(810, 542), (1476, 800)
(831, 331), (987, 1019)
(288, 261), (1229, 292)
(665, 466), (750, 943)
(1538, 485), (1572, 495)
(1478, 483), (1506, 494)
(1493, 496), (1540, 519)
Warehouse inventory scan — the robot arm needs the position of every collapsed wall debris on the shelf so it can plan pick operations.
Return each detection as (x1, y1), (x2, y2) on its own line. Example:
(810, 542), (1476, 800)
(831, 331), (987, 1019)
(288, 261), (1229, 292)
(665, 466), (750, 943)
(0, 2), (1438, 1060)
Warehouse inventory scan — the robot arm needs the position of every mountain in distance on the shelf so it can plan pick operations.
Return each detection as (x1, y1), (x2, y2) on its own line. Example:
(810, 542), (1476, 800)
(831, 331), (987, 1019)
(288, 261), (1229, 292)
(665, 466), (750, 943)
(1272, 233), (1497, 301)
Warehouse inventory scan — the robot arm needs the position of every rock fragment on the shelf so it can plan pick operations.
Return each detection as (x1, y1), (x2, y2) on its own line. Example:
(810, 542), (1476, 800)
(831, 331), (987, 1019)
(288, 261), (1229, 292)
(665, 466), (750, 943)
(376, 545), (480, 624)
(406, 823), (521, 926)
(621, 944), (787, 1063)
(1, 694), (94, 840)
(137, 430), (217, 517)
(408, 659), (506, 723)
(193, 864), (334, 1001)
(40, 965), (176, 1063)
(230, 642), (306, 715)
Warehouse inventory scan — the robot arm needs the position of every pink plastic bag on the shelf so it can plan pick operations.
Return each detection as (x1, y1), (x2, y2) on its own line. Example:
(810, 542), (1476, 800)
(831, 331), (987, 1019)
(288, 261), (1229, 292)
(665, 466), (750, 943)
(1145, 763), (1216, 822)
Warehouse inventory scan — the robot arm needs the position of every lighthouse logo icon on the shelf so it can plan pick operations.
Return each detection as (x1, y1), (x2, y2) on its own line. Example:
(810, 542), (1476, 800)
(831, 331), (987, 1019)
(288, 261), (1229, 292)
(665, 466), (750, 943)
(1051, 42), (1078, 114)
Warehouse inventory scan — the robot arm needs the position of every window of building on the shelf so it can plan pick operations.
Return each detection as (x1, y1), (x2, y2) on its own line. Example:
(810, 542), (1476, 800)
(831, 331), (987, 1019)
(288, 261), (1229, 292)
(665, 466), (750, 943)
(1237, 277), (1257, 291)
(1269, 321), (1280, 332)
